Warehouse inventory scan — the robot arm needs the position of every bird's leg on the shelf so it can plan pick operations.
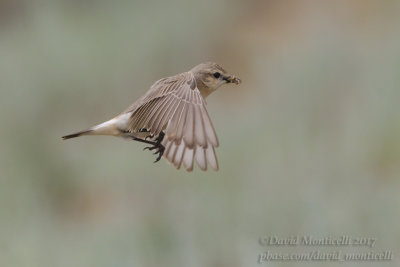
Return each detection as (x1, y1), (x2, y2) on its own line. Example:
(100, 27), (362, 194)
(131, 137), (157, 146)
(143, 131), (165, 163)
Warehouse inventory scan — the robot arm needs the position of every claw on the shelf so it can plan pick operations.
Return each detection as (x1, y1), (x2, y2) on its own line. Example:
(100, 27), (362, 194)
(154, 152), (163, 163)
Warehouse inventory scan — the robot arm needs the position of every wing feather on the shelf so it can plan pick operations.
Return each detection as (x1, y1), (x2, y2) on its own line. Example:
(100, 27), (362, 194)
(153, 97), (178, 135)
(175, 103), (188, 143)
(195, 147), (207, 171)
(174, 143), (185, 169)
(145, 97), (172, 133)
(182, 147), (194, 172)
(194, 105), (207, 147)
(183, 104), (194, 148)
(166, 101), (185, 138)
(130, 100), (154, 131)
(205, 144), (218, 171)
(200, 105), (219, 147)
(166, 142), (177, 162)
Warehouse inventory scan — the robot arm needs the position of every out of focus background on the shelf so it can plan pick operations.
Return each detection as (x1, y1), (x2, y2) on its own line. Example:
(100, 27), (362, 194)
(1, 0), (400, 266)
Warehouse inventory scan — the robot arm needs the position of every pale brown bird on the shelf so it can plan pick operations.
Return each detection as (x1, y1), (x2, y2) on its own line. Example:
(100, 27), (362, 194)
(62, 62), (241, 171)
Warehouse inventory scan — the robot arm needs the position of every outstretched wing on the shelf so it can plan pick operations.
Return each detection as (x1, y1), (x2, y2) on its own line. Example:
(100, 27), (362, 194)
(126, 72), (219, 171)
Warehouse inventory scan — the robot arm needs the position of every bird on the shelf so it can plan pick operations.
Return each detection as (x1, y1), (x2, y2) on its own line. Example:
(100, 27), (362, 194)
(62, 62), (241, 171)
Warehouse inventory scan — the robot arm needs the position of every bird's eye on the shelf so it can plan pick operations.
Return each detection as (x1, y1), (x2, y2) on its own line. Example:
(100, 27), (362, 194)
(213, 72), (221, 78)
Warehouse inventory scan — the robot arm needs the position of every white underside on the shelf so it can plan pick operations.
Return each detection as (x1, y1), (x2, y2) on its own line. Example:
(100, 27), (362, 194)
(90, 112), (136, 137)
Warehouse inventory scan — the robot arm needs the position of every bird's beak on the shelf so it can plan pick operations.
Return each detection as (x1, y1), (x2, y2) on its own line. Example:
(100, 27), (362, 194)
(223, 75), (241, 85)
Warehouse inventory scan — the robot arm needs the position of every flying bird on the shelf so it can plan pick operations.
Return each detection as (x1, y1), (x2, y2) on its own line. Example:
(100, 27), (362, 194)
(62, 62), (241, 171)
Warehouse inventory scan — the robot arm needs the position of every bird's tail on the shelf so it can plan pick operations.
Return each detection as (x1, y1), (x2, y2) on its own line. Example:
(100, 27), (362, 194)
(62, 115), (128, 140)
(62, 129), (94, 140)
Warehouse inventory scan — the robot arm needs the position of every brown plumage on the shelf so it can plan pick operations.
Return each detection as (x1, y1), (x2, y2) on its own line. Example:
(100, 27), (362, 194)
(63, 62), (241, 171)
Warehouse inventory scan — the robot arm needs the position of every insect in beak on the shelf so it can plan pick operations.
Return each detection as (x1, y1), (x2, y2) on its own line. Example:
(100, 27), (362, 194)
(223, 75), (241, 85)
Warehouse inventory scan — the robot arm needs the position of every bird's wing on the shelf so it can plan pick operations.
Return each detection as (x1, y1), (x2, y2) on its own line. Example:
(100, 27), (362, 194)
(126, 72), (219, 171)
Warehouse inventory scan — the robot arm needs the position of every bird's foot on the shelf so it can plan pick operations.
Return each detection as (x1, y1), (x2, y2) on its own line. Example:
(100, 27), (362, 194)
(143, 131), (165, 163)
(143, 143), (165, 163)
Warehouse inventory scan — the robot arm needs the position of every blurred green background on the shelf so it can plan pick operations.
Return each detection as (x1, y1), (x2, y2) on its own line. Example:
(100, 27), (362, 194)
(1, 0), (400, 266)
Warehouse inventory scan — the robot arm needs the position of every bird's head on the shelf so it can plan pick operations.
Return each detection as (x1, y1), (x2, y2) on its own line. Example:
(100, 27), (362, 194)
(190, 62), (241, 95)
